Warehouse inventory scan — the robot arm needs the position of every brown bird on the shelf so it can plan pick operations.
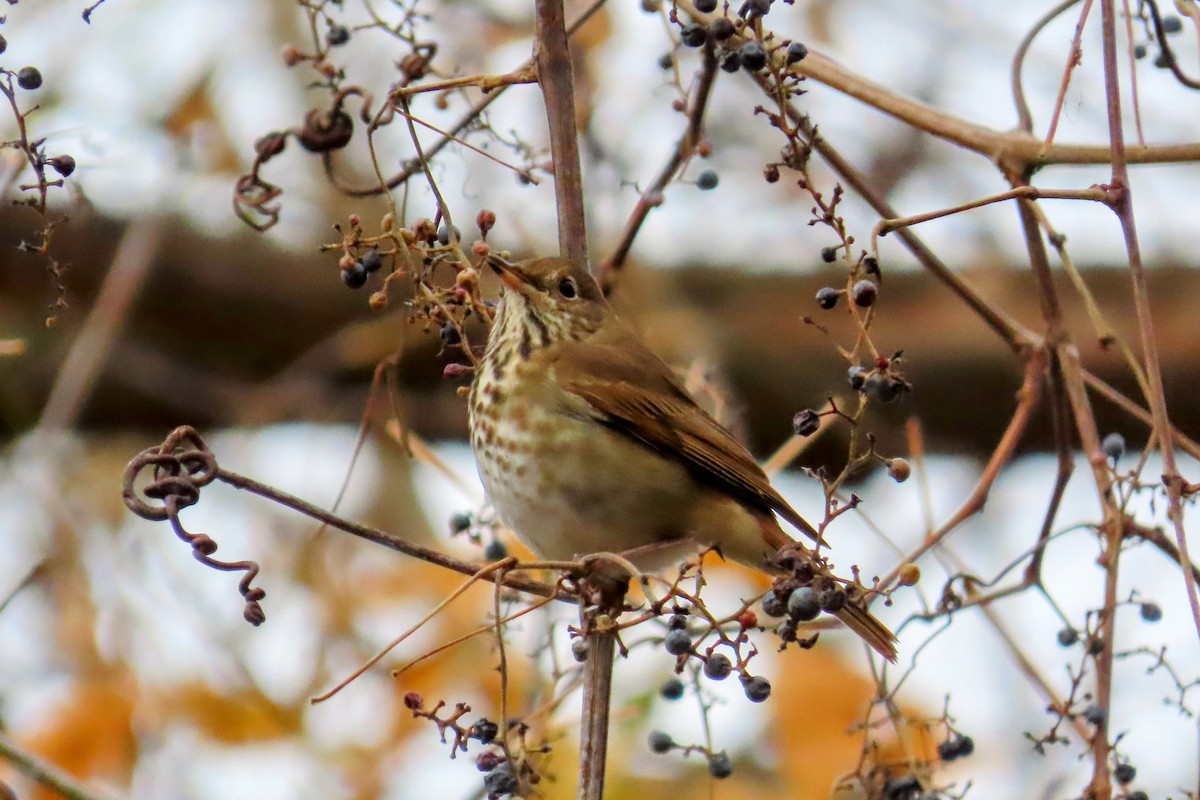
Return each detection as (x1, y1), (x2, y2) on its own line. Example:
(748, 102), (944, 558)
(468, 255), (897, 661)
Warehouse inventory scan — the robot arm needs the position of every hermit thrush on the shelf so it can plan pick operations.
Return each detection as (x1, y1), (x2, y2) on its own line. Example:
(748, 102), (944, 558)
(468, 256), (897, 661)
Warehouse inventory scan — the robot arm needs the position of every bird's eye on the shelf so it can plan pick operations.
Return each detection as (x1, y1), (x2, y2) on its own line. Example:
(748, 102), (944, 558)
(557, 277), (577, 299)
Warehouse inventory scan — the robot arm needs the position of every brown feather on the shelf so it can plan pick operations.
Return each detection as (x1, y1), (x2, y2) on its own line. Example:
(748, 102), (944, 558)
(554, 333), (822, 544)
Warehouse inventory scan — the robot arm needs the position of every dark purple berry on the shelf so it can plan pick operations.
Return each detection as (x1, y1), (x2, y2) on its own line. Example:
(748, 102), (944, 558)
(326, 25), (351, 47)
(1134, 43), (1148, 59)
(484, 539), (508, 561)
(708, 751), (733, 778)
(1140, 602), (1162, 622)
(1163, 14), (1183, 34)
(816, 287), (839, 309)
(648, 730), (674, 753)
(0, 34), (7, 55)
(738, 0), (770, 20)
(341, 263), (368, 288)
(694, 0), (718, 11)
(1056, 627), (1079, 647)
(1082, 704), (1107, 726)
(1101, 432), (1125, 462)
(703, 652), (733, 680)
(785, 42), (808, 64)
(664, 628), (691, 655)
(48, 155), (76, 177)
(761, 590), (787, 617)
(720, 51), (741, 72)
(438, 223), (461, 245)
(938, 734), (974, 761)
(1114, 762), (1136, 783)
(658, 52), (674, 70)
(787, 586), (820, 621)
(696, 169), (719, 190)
(708, 18), (735, 40)
(820, 246), (838, 263)
(476, 751), (505, 772)
(1129, 792), (1148, 800)
(667, 613), (688, 630)
(483, 764), (518, 795)
(739, 41), (767, 71)
(571, 637), (590, 662)
(792, 409), (820, 437)
(450, 512), (472, 533)
(680, 23), (708, 48)
(17, 67), (43, 91)
(817, 585), (846, 612)
(471, 718), (500, 744)
(852, 279), (878, 307)
(863, 373), (899, 403)
(848, 365), (867, 390)
(360, 248), (383, 272)
(441, 323), (462, 346)
(884, 776), (921, 799)
(660, 677), (685, 700)
(741, 674), (772, 702)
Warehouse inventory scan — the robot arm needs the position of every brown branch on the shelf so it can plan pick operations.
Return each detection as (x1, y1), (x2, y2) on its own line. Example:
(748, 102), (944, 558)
(677, 1), (1200, 170)
(1082, 370), (1200, 462)
(214, 465), (567, 601)
(535, 0), (589, 265)
(600, 43), (720, 291)
(874, 184), (1107, 239)
(740, 64), (1035, 351)
(1100, 0), (1200, 649)
(326, 0), (608, 198)
(0, 732), (123, 800)
(577, 630), (616, 800)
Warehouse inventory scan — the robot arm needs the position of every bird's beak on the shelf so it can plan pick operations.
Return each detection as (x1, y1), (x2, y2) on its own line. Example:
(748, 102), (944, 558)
(486, 254), (534, 295)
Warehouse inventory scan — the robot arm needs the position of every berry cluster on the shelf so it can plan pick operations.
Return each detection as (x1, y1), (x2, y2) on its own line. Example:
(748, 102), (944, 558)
(673, 0), (808, 79)
(402, 692), (543, 799)
(845, 353), (911, 405)
(760, 555), (858, 651)
(659, 609), (773, 704)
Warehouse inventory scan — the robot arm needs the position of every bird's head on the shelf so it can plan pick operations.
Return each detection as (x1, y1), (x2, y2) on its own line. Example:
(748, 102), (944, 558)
(486, 255), (609, 347)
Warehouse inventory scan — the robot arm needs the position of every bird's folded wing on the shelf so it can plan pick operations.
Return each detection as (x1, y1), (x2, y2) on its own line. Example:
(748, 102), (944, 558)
(555, 339), (821, 544)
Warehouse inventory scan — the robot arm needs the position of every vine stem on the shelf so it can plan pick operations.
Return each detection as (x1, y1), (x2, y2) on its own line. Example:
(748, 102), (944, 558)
(1098, 0), (1200, 645)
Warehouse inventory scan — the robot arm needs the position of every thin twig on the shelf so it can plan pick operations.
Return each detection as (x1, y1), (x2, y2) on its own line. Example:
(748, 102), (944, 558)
(1044, 0), (1096, 149)
(38, 218), (165, 430)
(213, 466), (568, 601)
(873, 184), (1106, 241)
(0, 732), (124, 800)
(600, 42), (720, 289)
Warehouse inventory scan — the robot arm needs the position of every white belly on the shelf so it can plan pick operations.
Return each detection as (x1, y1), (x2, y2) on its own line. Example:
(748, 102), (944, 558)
(471, 401), (700, 564)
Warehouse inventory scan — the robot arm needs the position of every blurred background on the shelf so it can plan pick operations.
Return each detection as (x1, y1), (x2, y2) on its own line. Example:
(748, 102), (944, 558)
(1, 0), (1199, 798)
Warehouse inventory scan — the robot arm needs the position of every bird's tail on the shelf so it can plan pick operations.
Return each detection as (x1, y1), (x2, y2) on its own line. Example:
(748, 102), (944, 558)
(757, 515), (898, 663)
(834, 602), (898, 663)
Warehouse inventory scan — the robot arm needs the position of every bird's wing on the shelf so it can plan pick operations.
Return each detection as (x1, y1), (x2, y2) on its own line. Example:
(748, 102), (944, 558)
(554, 336), (820, 544)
